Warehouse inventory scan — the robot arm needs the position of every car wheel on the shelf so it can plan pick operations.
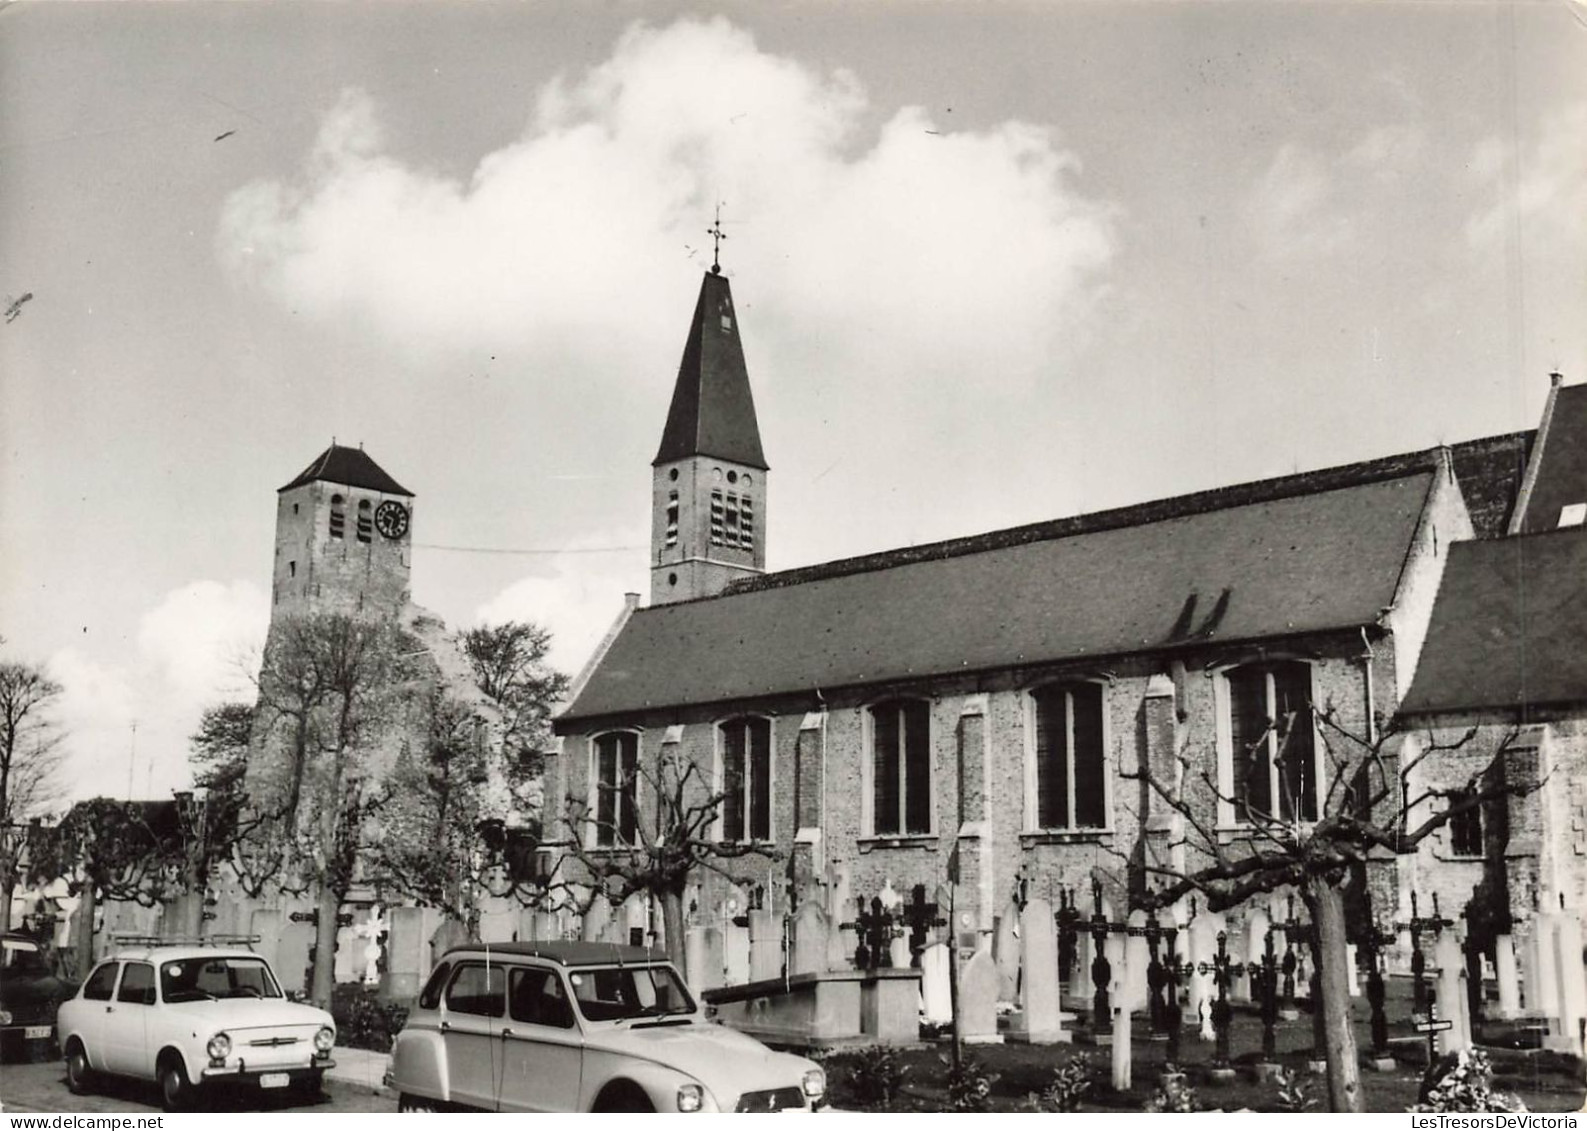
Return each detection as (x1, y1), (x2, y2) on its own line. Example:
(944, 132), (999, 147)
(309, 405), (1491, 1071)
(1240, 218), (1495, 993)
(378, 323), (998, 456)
(593, 1081), (655, 1112)
(158, 1055), (193, 1112)
(398, 1092), (441, 1113)
(65, 1042), (96, 1096)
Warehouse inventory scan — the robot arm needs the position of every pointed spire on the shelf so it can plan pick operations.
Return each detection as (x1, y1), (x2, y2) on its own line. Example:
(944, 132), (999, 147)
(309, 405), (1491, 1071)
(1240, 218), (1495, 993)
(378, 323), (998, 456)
(653, 270), (768, 470)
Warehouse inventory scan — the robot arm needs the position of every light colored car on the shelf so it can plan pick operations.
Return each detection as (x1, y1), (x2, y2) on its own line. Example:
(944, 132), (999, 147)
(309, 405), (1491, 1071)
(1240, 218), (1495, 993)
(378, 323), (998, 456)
(387, 941), (827, 1112)
(56, 944), (336, 1110)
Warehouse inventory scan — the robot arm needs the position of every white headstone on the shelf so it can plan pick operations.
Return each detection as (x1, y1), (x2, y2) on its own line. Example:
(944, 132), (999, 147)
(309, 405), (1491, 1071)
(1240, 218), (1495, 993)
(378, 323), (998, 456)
(994, 902), (1022, 1002)
(1015, 897), (1065, 1043)
(960, 945), (1001, 1043)
(1530, 915), (1563, 1021)
(749, 909), (782, 982)
(1551, 916), (1587, 1054)
(1187, 914), (1220, 1028)
(791, 901), (830, 976)
(1435, 934), (1471, 1056)
(1242, 908), (1270, 1002)
(1111, 999), (1132, 1091)
(724, 921), (751, 986)
(1495, 934), (1521, 1019)
(920, 942), (953, 1025)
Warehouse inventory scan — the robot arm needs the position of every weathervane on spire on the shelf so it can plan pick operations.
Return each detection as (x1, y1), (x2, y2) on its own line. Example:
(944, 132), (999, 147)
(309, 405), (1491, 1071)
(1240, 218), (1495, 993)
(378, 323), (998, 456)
(708, 205), (727, 275)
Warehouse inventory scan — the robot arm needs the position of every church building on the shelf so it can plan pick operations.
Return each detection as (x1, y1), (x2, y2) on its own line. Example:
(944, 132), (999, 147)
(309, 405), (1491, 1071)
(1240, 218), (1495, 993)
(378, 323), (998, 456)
(551, 263), (1586, 958)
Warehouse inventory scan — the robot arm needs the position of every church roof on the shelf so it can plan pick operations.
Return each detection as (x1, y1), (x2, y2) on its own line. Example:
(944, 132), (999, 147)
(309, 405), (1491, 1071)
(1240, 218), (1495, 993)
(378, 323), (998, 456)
(1400, 527), (1587, 715)
(1513, 381), (1587, 534)
(653, 272), (768, 470)
(559, 453), (1443, 726)
(278, 444), (413, 496)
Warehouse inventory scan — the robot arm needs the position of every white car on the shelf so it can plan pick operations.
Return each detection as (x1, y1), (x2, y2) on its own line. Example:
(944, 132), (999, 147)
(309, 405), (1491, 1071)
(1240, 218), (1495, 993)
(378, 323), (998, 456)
(56, 945), (336, 1110)
(387, 941), (827, 1112)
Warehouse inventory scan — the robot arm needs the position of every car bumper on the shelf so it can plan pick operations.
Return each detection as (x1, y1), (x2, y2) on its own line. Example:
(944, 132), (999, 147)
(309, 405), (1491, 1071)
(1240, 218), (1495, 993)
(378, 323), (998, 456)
(201, 1060), (334, 1087)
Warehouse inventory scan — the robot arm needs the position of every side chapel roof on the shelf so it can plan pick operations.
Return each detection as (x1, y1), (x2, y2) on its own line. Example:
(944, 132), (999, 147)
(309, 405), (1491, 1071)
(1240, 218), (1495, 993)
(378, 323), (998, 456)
(558, 450), (1448, 726)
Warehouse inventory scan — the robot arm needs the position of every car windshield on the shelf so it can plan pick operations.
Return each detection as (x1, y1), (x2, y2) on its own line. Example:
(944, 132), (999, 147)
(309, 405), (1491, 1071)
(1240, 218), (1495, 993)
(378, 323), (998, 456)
(567, 964), (695, 1023)
(1, 938), (52, 977)
(160, 956), (282, 1002)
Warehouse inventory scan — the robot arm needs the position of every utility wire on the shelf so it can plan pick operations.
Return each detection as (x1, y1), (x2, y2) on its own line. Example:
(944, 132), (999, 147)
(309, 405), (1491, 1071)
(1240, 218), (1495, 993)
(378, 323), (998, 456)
(411, 542), (642, 556)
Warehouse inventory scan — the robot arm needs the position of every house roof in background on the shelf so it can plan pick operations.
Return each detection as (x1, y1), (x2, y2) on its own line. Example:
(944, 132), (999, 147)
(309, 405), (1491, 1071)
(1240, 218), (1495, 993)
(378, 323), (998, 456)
(1400, 527), (1587, 714)
(1515, 382), (1587, 534)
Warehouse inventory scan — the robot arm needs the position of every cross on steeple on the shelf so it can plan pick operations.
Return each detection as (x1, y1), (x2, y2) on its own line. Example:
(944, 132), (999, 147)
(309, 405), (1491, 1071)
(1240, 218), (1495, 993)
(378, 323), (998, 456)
(708, 205), (727, 275)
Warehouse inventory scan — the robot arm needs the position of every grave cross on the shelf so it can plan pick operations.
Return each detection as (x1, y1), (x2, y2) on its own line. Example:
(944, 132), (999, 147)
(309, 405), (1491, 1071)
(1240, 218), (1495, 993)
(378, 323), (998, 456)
(1140, 908), (1175, 1038)
(1360, 917), (1396, 1062)
(903, 884), (946, 967)
(1055, 887), (1082, 986)
(840, 896), (899, 972)
(1161, 920), (1195, 1066)
(1089, 878), (1128, 1040)
(1197, 929), (1235, 1070)
(1279, 895), (1303, 1016)
(1235, 926), (1281, 1061)
(1398, 891), (1454, 1016)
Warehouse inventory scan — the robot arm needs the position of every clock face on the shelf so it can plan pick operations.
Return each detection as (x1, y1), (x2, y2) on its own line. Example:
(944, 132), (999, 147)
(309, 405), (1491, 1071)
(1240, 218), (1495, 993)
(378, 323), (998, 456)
(375, 500), (409, 540)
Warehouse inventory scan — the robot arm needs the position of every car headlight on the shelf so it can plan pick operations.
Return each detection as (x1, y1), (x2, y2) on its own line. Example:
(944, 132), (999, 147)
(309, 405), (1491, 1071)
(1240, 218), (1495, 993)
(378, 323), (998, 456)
(801, 1068), (826, 1100)
(676, 1084), (703, 1112)
(207, 1032), (231, 1061)
(314, 1026), (335, 1054)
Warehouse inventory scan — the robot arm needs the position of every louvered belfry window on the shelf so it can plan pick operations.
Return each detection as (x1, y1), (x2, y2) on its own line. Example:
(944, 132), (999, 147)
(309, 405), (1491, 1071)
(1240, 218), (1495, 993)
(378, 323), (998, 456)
(1229, 662), (1316, 822)
(1032, 683), (1107, 829)
(329, 494), (346, 539)
(720, 717), (772, 842)
(594, 732), (639, 846)
(665, 493), (679, 548)
(356, 499), (373, 543)
(871, 699), (931, 836)
(710, 491), (725, 544)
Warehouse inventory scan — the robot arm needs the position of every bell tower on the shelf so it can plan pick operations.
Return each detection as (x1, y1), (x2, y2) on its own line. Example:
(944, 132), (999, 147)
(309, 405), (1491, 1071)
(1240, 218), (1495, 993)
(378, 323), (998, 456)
(651, 249), (768, 605)
(271, 442), (415, 622)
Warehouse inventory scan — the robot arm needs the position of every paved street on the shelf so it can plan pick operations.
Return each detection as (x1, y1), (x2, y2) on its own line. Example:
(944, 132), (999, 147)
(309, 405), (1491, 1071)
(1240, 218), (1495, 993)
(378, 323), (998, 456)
(0, 1060), (394, 1115)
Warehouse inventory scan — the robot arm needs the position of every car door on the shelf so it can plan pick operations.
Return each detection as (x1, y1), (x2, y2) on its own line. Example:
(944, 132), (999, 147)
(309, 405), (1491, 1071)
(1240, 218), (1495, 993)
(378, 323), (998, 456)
(497, 965), (583, 1112)
(440, 960), (505, 1110)
(102, 962), (155, 1077)
(72, 961), (119, 1069)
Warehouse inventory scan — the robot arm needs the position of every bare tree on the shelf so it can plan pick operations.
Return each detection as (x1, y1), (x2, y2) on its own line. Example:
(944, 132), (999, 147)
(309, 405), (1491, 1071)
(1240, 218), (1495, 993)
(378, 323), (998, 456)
(0, 658), (66, 931)
(559, 748), (776, 969)
(242, 613), (406, 1006)
(1120, 707), (1528, 1113)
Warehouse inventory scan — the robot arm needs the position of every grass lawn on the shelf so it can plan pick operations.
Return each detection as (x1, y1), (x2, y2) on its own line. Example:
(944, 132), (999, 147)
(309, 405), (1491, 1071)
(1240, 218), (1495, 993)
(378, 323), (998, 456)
(820, 982), (1587, 1113)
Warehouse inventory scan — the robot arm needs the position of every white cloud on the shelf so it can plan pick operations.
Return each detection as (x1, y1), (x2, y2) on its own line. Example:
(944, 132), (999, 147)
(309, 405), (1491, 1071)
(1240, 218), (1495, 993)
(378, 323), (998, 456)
(1247, 143), (1352, 259)
(46, 581), (268, 804)
(219, 17), (1116, 397)
(1465, 103), (1587, 249)
(473, 527), (648, 681)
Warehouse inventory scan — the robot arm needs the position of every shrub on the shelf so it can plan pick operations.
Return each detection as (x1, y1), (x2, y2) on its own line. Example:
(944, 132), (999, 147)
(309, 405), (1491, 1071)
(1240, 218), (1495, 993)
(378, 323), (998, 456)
(1272, 1066), (1317, 1112)
(1026, 1052), (1094, 1112)
(844, 1044), (910, 1110)
(942, 1052), (999, 1112)
(330, 984), (410, 1053)
(1413, 1049), (1528, 1113)
(1143, 1073), (1202, 1113)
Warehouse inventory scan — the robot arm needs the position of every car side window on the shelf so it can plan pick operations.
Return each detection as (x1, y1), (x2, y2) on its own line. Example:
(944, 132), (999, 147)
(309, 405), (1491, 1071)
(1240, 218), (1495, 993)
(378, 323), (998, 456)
(117, 962), (156, 1005)
(444, 962), (505, 1018)
(509, 967), (575, 1030)
(418, 961), (452, 1011)
(82, 962), (119, 1002)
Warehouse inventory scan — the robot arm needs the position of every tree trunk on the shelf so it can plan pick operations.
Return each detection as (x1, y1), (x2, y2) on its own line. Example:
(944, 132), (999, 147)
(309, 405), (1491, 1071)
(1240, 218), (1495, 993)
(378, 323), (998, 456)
(74, 882), (97, 981)
(662, 886), (686, 970)
(1306, 877), (1364, 1113)
(1, 879), (13, 933)
(311, 882), (339, 1009)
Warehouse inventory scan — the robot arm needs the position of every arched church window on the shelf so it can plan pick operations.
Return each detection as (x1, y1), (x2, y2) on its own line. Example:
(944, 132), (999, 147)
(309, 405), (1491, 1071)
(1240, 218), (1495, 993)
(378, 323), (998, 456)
(329, 495), (345, 539)
(1029, 682), (1107, 830)
(1225, 661), (1317, 823)
(718, 717), (772, 842)
(592, 732), (639, 847)
(868, 699), (932, 836)
(356, 499), (373, 543)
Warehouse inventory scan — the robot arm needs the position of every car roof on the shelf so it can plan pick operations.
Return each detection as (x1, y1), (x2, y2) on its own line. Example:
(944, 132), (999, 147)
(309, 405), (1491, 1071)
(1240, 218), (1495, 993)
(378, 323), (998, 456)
(99, 947), (262, 964)
(438, 940), (670, 968)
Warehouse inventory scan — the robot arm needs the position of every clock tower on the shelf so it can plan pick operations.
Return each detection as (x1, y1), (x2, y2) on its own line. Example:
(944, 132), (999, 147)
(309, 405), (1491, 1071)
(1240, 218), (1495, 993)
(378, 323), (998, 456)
(271, 443), (414, 621)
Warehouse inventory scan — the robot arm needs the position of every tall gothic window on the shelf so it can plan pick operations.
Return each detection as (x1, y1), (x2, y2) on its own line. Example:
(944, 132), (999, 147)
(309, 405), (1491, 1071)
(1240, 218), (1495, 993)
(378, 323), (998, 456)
(1448, 789), (1484, 857)
(719, 717), (772, 842)
(1031, 683), (1107, 829)
(1227, 662), (1316, 822)
(870, 699), (932, 836)
(593, 732), (638, 847)
(329, 494), (346, 539)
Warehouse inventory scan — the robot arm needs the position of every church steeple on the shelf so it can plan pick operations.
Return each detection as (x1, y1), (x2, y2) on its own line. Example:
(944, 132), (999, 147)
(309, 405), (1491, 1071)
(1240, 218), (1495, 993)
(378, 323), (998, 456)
(651, 267), (769, 605)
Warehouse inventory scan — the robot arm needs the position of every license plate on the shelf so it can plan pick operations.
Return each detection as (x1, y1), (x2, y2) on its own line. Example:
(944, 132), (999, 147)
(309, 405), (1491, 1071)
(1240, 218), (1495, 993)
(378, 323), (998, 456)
(23, 1026), (51, 1040)
(260, 1073), (291, 1089)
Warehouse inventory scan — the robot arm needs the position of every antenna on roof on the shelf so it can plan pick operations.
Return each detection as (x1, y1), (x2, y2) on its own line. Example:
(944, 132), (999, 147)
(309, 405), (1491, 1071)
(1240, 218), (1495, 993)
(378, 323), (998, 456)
(707, 204), (727, 276)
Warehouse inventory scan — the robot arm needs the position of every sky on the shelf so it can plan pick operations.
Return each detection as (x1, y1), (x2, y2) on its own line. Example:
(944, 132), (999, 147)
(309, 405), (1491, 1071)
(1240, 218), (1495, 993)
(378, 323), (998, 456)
(2, 1), (1583, 806)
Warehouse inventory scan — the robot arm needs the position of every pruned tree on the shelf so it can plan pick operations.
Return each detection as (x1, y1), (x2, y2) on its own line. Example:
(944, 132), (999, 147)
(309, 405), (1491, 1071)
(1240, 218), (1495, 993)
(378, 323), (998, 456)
(1120, 706), (1529, 1113)
(460, 621), (569, 817)
(0, 657), (66, 931)
(241, 613), (407, 1006)
(559, 748), (777, 969)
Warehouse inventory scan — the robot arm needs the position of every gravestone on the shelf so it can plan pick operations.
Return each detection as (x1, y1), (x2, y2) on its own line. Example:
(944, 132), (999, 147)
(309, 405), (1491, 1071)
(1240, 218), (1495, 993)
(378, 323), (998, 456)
(1187, 913), (1220, 1032)
(334, 919), (359, 983)
(582, 894), (612, 943)
(791, 901), (831, 976)
(1070, 928), (1094, 999)
(1241, 908), (1270, 1002)
(1345, 943), (1360, 996)
(749, 909), (782, 982)
(993, 901), (1022, 1002)
(1550, 916), (1587, 1054)
(828, 863), (854, 970)
(920, 942), (953, 1026)
(381, 906), (426, 999)
(1435, 933), (1472, 1055)
(960, 945), (1001, 1043)
(1123, 910), (1150, 1012)
(1111, 998), (1132, 1091)
(1494, 934), (1521, 1018)
(724, 921), (751, 985)
(1010, 897), (1066, 1044)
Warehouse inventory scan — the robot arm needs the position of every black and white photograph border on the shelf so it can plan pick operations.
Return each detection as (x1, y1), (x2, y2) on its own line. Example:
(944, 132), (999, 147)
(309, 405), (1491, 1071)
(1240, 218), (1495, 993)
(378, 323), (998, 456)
(1, 0), (1584, 1118)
